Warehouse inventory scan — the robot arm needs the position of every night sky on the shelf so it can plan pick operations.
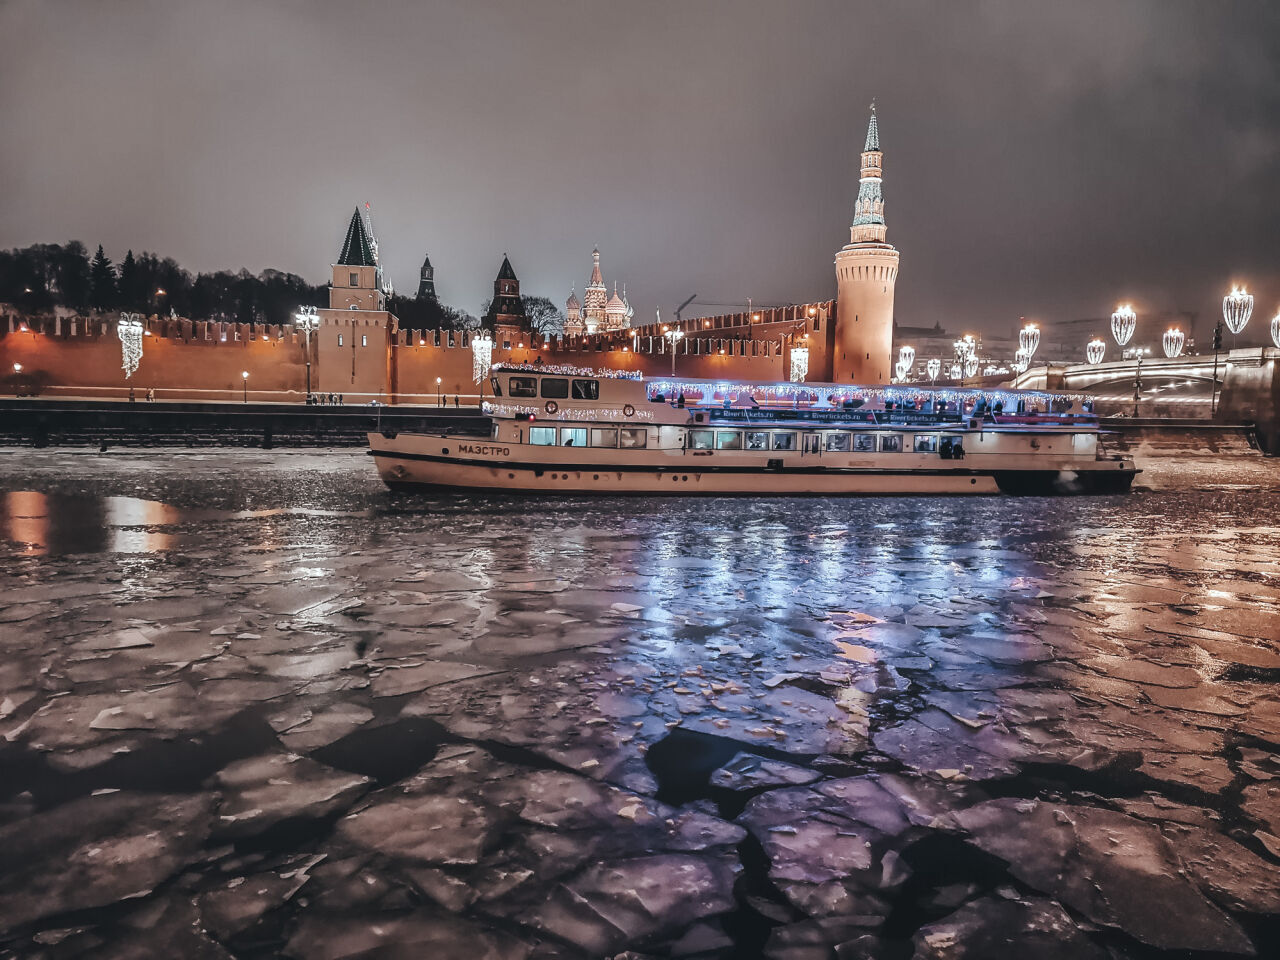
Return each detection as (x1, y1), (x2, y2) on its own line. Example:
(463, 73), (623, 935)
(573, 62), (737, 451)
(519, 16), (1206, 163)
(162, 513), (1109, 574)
(2, 1), (1278, 339)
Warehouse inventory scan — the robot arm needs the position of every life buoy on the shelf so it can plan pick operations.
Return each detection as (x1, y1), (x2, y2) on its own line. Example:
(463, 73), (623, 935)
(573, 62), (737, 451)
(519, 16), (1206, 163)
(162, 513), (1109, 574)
(544, 400), (558, 415)
(623, 404), (635, 418)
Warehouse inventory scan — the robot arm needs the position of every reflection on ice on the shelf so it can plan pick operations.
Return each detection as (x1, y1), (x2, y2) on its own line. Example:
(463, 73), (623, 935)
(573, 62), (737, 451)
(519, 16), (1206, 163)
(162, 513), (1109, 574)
(1, 451), (1280, 957)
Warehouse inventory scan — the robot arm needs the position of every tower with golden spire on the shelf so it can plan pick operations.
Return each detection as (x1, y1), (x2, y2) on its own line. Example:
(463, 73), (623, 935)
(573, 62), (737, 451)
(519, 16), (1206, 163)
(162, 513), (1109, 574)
(834, 102), (899, 383)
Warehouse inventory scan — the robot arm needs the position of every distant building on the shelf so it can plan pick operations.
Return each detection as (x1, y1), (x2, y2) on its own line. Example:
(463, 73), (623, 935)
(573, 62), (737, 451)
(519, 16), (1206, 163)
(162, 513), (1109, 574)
(482, 255), (529, 348)
(416, 254), (436, 300)
(564, 248), (632, 336)
(834, 104), (898, 384)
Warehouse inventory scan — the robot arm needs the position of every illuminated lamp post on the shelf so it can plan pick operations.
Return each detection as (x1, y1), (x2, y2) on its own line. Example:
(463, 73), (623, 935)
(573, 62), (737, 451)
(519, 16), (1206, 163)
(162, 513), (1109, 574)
(1019, 322), (1040, 370)
(436, 376), (443, 407)
(1162, 327), (1185, 359)
(295, 305), (320, 401)
(242, 370), (249, 403)
(664, 326), (684, 377)
(1131, 347), (1150, 417)
(1215, 287), (1253, 415)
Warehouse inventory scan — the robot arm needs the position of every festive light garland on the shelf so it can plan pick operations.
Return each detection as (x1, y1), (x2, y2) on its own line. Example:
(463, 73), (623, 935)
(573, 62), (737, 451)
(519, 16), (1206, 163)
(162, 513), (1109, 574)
(1162, 327), (1185, 359)
(926, 358), (941, 381)
(789, 346), (809, 383)
(471, 333), (493, 383)
(117, 312), (144, 379)
(492, 362), (643, 380)
(1223, 287), (1253, 336)
(963, 355), (979, 378)
(897, 345), (915, 370)
(1019, 323), (1040, 358)
(1111, 305), (1136, 347)
(1086, 338), (1106, 365)
(482, 402), (655, 422)
(1271, 311), (1280, 350)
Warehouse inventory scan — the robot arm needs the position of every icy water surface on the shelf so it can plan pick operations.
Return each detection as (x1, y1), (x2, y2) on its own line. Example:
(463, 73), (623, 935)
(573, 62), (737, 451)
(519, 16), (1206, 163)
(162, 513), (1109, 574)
(1, 449), (1279, 959)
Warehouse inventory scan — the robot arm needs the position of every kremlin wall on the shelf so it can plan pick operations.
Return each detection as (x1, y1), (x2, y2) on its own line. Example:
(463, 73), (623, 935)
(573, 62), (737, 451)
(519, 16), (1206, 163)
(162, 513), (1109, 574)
(1, 110), (897, 403)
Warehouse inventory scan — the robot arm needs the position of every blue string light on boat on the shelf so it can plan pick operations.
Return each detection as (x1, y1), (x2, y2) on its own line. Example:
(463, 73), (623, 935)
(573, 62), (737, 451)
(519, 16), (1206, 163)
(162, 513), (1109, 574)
(644, 379), (1092, 408)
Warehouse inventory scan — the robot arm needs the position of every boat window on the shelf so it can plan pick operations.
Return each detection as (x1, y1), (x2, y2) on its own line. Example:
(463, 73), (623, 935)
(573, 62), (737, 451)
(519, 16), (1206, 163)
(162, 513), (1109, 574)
(772, 432), (796, 451)
(745, 431), (768, 451)
(529, 426), (556, 445)
(541, 378), (569, 399)
(489, 377), (502, 397)
(880, 434), (903, 453)
(853, 434), (875, 452)
(560, 427), (587, 447)
(914, 435), (938, 453)
(689, 430), (714, 450)
(590, 428), (618, 447)
(619, 427), (648, 449)
(825, 433), (851, 452)
(509, 376), (537, 398)
(571, 379), (600, 400)
(716, 431), (742, 450)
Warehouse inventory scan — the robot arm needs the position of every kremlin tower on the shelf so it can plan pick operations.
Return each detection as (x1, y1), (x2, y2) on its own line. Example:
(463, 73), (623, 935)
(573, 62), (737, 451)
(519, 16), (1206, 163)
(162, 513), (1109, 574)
(834, 103), (899, 384)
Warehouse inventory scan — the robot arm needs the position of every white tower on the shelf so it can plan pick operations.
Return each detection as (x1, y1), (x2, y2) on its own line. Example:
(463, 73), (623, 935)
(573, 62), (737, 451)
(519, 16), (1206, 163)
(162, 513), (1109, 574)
(834, 103), (899, 384)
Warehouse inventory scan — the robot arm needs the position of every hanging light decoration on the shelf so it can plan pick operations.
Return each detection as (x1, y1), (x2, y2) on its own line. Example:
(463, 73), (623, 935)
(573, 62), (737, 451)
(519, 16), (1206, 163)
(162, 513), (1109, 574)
(1011, 348), (1030, 374)
(1019, 322), (1040, 359)
(117, 312), (144, 379)
(893, 360), (907, 381)
(1111, 304), (1136, 347)
(471, 332), (494, 383)
(926, 358), (942, 382)
(1271, 310), (1280, 350)
(1086, 338), (1106, 365)
(897, 344), (915, 373)
(964, 355), (979, 378)
(1222, 287), (1253, 336)
(1162, 327), (1185, 359)
(789, 345), (809, 383)
(983, 364), (998, 376)
(949, 362), (962, 380)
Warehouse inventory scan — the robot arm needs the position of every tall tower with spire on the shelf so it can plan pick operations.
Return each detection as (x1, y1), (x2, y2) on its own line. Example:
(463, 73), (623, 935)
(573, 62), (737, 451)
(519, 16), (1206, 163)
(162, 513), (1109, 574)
(416, 254), (436, 300)
(834, 103), (899, 384)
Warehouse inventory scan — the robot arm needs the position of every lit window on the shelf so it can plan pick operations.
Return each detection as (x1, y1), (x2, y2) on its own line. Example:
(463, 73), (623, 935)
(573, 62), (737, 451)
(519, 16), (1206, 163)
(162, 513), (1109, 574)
(825, 433), (851, 452)
(745, 431), (768, 451)
(716, 431), (742, 450)
(361, 335), (367, 347)
(914, 435), (938, 453)
(771, 432), (796, 451)
(560, 427), (587, 447)
(529, 426), (556, 445)
(338, 334), (343, 346)
(880, 435), (903, 453)
(689, 430), (714, 450)
(853, 434), (875, 452)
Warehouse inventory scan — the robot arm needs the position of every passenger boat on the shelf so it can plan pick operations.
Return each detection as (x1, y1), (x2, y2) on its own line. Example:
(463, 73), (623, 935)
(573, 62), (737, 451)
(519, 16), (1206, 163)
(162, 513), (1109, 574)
(369, 365), (1138, 496)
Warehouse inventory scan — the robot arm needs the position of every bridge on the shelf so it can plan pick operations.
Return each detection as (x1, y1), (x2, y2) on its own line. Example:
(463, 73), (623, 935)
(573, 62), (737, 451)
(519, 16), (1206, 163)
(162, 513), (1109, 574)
(1008, 347), (1279, 452)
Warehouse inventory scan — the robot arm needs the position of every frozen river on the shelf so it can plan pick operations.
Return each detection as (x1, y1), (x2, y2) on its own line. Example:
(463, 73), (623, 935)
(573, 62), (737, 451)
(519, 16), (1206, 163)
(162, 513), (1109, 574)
(1, 449), (1279, 959)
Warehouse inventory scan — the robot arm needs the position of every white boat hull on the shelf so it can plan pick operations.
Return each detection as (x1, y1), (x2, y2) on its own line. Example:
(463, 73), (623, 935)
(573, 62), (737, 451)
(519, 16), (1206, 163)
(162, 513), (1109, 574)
(368, 432), (1137, 496)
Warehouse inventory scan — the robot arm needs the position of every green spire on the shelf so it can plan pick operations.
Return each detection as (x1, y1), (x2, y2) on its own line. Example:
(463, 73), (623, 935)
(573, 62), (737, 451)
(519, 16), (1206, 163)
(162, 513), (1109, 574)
(497, 255), (517, 281)
(864, 100), (880, 151)
(338, 207), (376, 267)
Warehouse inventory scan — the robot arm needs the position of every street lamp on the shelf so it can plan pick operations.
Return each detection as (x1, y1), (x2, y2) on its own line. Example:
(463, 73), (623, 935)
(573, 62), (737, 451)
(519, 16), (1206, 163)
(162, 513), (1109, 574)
(242, 370), (249, 403)
(12, 363), (21, 373)
(665, 327), (684, 376)
(436, 376), (443, 407)
(295, 305), (320, 401)
(1213, 287), (1253, 415)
